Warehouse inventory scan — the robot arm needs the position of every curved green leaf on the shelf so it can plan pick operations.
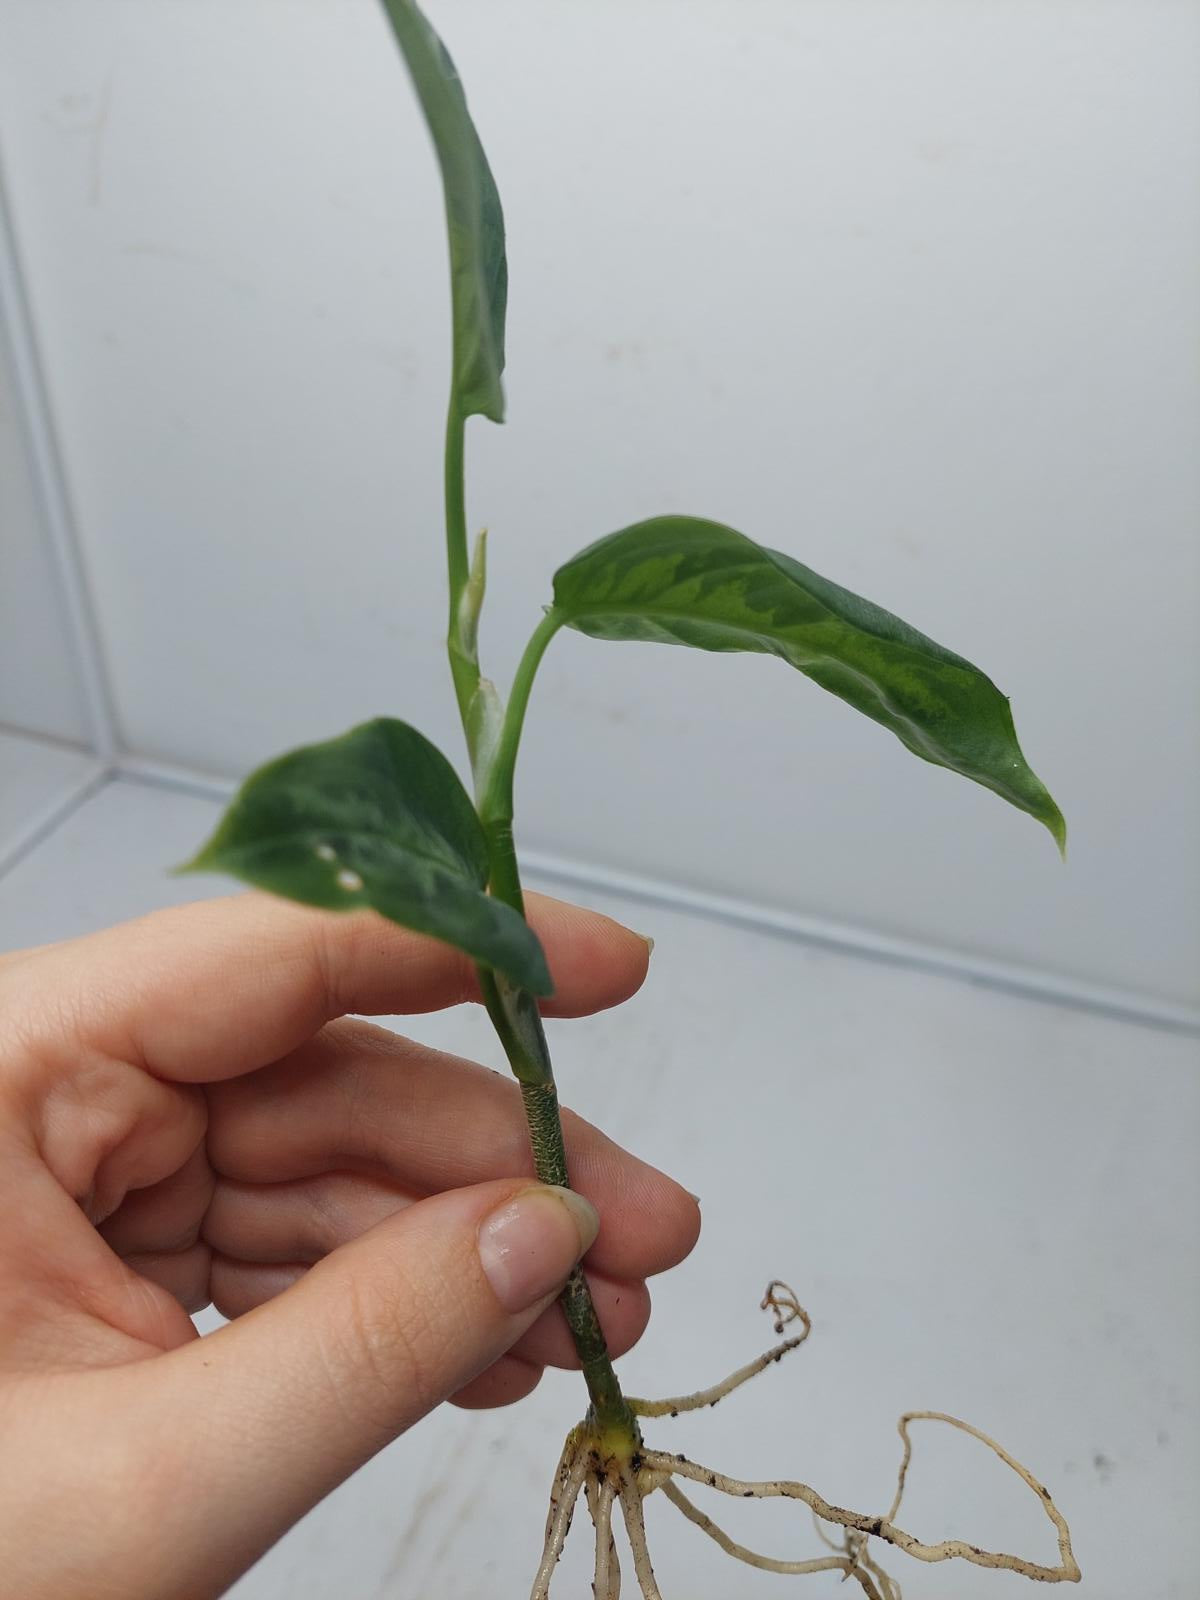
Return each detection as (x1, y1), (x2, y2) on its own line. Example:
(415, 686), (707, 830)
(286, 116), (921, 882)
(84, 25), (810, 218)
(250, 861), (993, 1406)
(181, 718), (551, 993)
(552, 517), (1065, 849)
(381, 0), (507, 422)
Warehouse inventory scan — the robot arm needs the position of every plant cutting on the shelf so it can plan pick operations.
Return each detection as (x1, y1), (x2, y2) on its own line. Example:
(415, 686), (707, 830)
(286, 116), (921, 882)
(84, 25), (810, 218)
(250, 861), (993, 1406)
(184, 2), (1080, 1594)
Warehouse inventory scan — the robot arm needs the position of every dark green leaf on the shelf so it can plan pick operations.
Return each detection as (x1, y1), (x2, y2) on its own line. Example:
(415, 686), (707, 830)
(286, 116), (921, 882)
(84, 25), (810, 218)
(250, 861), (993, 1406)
(380, 0), (507, 422)
(552, 517), (1065, 849)
(181, 718), (551, 993)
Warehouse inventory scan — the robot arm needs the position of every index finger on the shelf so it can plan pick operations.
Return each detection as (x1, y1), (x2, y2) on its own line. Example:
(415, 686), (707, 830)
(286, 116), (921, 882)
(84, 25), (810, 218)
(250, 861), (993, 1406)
(2, 891), (651, 1084)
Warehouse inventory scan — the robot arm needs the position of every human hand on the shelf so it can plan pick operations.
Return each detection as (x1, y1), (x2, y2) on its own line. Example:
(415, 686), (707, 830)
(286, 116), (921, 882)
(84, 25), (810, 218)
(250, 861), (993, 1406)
(0, 893), (700, 1599)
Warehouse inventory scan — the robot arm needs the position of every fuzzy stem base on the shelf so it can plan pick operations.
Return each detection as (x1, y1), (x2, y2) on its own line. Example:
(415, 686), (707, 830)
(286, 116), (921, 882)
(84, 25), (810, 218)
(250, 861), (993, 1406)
(518, 1079), (638, 1441)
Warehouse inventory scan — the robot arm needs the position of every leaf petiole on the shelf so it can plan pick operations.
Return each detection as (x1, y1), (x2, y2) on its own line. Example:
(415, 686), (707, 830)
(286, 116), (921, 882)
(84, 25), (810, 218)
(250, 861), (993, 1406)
(477, 608), (563, 850)
(444, 400), (479, 724)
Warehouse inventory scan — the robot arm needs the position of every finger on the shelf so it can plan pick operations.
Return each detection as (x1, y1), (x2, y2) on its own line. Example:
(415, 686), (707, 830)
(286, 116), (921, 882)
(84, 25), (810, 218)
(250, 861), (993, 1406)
(192, 1243), (546, 1408)
(515, 1278), (650, 1369)
(123, 1244), (212, 1315)
(212, 1283), (547, 1410)
(206, 1023), (701, 1281)
(202, 1170), (416, 1266)
(0, 1041), (209, 1360)
(5, 891), (651, 1084)
(133, 1179), (598, 1592)
(0, 1137), (201, 1361)
(211, 1253), (546, 1408)
(209, 1257), (306, 1319)
(208, 1245), (651, 1368)
(98, 1143), (215, 1257)
(449, 1353), (543, 1409)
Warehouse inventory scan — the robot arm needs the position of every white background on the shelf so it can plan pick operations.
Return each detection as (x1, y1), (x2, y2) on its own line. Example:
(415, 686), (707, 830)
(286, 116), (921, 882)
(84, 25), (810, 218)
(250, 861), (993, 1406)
(0, 280), (90, 743)
(1, 0), (1197, 1010)
(0, 6), (1197, 1597)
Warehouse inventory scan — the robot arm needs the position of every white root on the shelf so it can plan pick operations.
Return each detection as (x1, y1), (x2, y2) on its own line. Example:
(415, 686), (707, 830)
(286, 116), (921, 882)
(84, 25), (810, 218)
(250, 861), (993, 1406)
(539, 1433), (575, 1547)
(628, 1283), (811, 1420)
(529, 1282), (1079, 1596)
(587, 1474), (620, 1600)
(529, 1443), (588, 1600)
(618, 1472), (664, 1600)
(813, 1513), (904, 1597)
(857, 1538), (904, 1600)
(627, 1332), (809, 1419)
(661, 1479), (886, 1597)
(887, 1411), (1078, 1579)
(642, 1435), (1079, 1584)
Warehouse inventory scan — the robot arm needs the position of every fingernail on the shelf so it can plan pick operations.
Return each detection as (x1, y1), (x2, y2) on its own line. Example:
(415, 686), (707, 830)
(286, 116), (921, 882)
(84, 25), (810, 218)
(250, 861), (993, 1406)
(635, 932), (655, 955)
(478, 1185), (599, 1314)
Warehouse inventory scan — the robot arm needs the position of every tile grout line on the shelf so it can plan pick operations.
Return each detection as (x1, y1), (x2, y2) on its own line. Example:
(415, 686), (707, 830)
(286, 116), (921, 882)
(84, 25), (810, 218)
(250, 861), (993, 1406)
(0, 161), (120, 763)
(0, 763), (113, 884)
(0, 721), (96, 756)
(522, 851), (1200, 1038)
(116, 753), (1200, 1038)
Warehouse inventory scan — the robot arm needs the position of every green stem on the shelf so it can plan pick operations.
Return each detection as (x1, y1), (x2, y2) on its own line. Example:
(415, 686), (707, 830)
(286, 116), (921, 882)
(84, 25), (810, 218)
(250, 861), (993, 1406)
(439, 415), (633, 1441)
(520, 1080), (637, 1433)
(444, 399), (478, 723)
(478, 609), (562, 832)
(476, 951), (636, 1438)
(477, 804), (636, 1440)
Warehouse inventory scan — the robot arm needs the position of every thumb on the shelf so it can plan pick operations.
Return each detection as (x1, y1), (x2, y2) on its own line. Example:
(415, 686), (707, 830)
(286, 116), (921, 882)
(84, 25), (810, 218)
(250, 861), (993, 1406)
(137, 1179), (597, 1592)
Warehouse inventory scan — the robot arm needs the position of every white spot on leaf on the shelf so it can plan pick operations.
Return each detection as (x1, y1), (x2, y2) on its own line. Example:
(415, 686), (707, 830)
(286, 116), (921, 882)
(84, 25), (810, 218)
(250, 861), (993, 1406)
(315, 843), (337, 861)
(336, 869), (364, 892)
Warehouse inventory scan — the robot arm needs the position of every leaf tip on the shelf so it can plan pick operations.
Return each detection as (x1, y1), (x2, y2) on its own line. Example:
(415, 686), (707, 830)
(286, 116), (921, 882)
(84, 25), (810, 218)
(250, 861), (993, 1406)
(172, 822), (231, 880)
(1041, 800), (1068, 861)
(170, 847), (210, 879)
(1052, 816), (1068, 863)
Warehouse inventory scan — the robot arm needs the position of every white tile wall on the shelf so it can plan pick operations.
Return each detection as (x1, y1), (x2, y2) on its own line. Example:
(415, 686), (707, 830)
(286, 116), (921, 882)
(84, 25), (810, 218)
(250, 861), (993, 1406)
(0, 727), (100, 862)
(0, 271), (92, 743)
(0, 0), (1196, 1007)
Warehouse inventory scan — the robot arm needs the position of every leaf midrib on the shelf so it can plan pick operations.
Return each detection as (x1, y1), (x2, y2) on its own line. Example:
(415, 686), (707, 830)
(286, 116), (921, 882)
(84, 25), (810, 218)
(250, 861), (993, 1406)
(215, 826), (479, 889)
(560, 581), (980, 681)
(560, 591), (932, 661)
